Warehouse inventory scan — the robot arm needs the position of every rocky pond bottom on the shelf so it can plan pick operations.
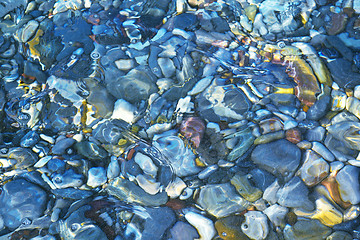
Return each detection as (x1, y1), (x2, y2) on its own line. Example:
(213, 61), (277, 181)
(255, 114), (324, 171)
(0, 0), (360, 239)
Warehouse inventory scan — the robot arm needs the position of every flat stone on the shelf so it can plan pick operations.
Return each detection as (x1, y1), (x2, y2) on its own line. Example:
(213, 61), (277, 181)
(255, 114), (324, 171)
(251, 139), (301, 182)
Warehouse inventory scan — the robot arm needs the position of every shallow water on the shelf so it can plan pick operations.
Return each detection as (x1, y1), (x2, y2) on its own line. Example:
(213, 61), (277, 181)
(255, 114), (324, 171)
(0, 0), (360, 239)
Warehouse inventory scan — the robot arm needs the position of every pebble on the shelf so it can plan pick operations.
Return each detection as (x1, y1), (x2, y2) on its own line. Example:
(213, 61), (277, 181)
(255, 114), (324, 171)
(1, 0), (360, 238)
(170, 221), (200, 240)
(87, 167), (107, 188)
(0, 179), (47, 230)
(277, 177), (314, 211)
(264, 204), (288, 227)
(184, 212), (216, 240)
(336, 165), (360, 204)
(214, 216), (248, 240)
(52, 137), (76, 155)
(251, 139), (301, 182)
(311, 141), (335, 161)
(106, 177), (168, 206)
(300, 150), (329, 186)
(284, 219), (332, 240)
(242, 211), (269, 240)
(197, 183), (249, 218)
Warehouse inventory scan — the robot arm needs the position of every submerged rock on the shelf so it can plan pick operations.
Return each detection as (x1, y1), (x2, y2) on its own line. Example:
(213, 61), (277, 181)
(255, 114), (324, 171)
(251, 139), (301, 182)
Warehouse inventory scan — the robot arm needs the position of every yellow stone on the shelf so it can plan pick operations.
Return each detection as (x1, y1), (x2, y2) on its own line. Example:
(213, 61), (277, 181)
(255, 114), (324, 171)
(244, 5), (257, 22)
(294, 196), (343, 227)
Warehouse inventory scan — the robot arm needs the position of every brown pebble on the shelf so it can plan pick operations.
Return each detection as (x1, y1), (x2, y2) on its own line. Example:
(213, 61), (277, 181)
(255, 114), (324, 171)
(286, 128), (302, 144)
(166, 199), (185, 210)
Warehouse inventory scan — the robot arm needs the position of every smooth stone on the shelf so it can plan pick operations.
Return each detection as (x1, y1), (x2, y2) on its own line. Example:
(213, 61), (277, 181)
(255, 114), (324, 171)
(326, 231), (352, 240)
(87, 167), (107, 188)
(52, 169), (84, 189)
(241, 211), (269, 240)
(153, 135), (202, 177)
(336, 165), (360, 204)
(111, 99), (136, 124)
(17, 20), (39, 43)
(188, 76), (213, 96)
(46, 158), (65, 172)
(251, 139), (301, 182)
(230, 172), (262, 202)
(249, 168), (276, 191)
(294, 196), (343, 227)
(330, 161), (344, 172)
(51, 188), (93, 200)
(306, 95), (330, 121)
(283, 219), (332, 240)
(263, 204), (288, 227)
(346, 97), (360, 120)
(86, 83), (115, 118)
(135, 174), (161, 195)
(355, 85), (360, 99)
(214, 216), (249, 240)
(263, 180), (280, 204)
(283, 120), (298, 130)
(59, 205), (107, 240)
(326, 58), (360, 88)
(92, 119), (127, 145)
(312, 142), (335, 162)
(105, 177), (168, 206)
(107, 66), (157, 104)
(343, 205), (360, 221)
(197, 183), (249, 218)
(305, 126), (325, 142)
(114, 59), (135, 71)
(75, 141), (108, 160)
(134, 152), (158, 177)
(52, 138), (76, 155)
(331, 89), (347, 111)
(107, 157), (120, 179)
(300, 150), (329, 187)
(170, 221), (200, 240)
(277, 177), (314, 211)
(327, 121), (360, 150)
(158, 58), (176, 78)
(0, 179), (47, 230)
(138, 207), (176, 240)
(185, 212), (216, 240)
(165, 177), (187, 198)
(20, 130), (40, 148)
(253, 130), (285, 145)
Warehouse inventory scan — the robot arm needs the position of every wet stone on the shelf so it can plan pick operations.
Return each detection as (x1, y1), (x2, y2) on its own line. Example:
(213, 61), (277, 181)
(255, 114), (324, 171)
(0, 179), (47, 230)
(251, 139), (301, 182)
(170, 221), (200, 240)
(284, 219), (331, 240)
(336, 165), (360, 205)
(105, 177), (168, 206)
(75, 141), (108, 161)
(51, 137), (75, 155)
(277, 176), (314, 211)
(197, 183), (249, 218)
(214, 216), (249, 240)
(20, 130), (40, 148)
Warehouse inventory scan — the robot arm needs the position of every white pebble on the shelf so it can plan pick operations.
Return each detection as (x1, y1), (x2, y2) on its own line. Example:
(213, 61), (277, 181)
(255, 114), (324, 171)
(87, 167), (107, 188)
(185, 212), (216, 240)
